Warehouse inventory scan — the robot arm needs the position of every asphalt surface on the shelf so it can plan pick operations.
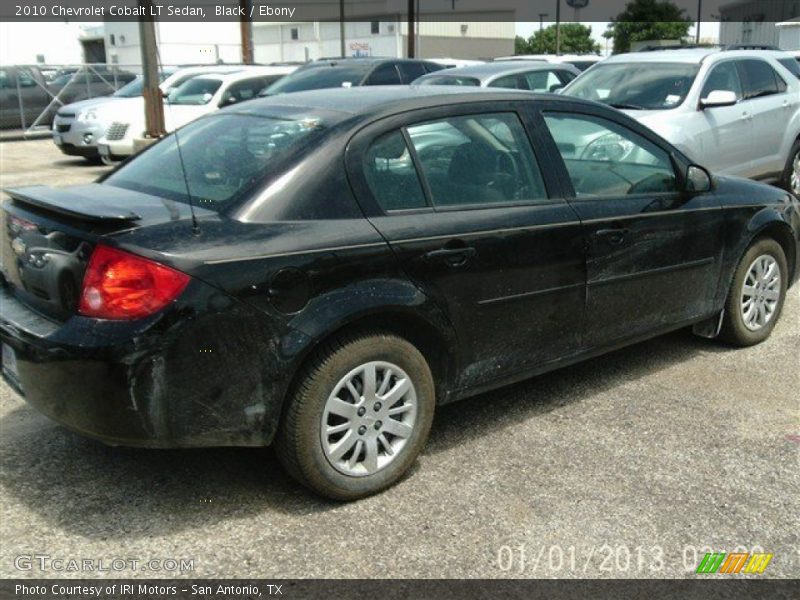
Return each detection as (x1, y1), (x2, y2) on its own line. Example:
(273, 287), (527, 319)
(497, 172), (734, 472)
(0, 139), (798, 579)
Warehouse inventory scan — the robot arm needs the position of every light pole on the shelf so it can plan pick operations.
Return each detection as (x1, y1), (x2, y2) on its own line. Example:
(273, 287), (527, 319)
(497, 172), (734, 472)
(555, 0), (561, 56)
(695, 0), (703, 44)
(538, 13), (548, 32)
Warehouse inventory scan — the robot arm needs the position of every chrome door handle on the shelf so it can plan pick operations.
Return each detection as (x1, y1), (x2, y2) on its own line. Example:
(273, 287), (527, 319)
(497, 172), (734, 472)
(424, 246), (476, 267)
(594, 228), (629, 246)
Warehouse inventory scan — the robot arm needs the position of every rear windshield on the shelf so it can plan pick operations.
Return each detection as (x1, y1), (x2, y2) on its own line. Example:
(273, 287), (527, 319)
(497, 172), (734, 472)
(103, 114), (327, 212)
(263, 65), (371, 94)
(564, 62), (700, 110)
(416, 75), (481, 86)
(168, 78), (223, 105)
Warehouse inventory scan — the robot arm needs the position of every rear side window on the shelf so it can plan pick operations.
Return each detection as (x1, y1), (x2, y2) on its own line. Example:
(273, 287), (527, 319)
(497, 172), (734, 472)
(701, 61), (743, 99)
(736, 60), (785, 99)
(523, 69), (566, 93)
(777, 58), (800, 79)
(543, 112), (677, 197)
(488, 74), (528, 90)
(366, 64), (402, 85)
(397, 62), (426, 83)
(221, 78), (267, 105)
(363, 131), (427, 211)
(406, 113), (547, 208)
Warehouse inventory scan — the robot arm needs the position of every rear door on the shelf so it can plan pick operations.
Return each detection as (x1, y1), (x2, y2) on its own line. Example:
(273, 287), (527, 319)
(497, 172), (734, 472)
(347, 102), (585, 391)
(736, 59), (793, 177)
(539, 105), (725, 348)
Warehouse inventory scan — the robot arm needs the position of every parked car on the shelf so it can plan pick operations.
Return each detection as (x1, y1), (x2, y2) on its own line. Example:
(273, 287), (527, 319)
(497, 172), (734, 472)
(495, 54), (603, 71)
(412, 61), (579, 91)
(95, 66), (296, 162)
(48, 66), (137, 105)
(0, 66), (53, 129)
(2, 88), (798, 500)
(260, 57), (444, 95)
(562, 48), (800, 195)
(52, 65), (258, 162)
(427, 58), (485, 68)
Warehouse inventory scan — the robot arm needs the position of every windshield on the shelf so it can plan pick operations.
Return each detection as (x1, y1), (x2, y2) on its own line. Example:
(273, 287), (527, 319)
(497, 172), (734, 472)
(114, 71), (172, 97)
(564, 62), (700, 110)
(167, 78), (223, 105)
(104, 114), (327, 211)
(263, 65), (371, 94)
(416, 75), (481, 86)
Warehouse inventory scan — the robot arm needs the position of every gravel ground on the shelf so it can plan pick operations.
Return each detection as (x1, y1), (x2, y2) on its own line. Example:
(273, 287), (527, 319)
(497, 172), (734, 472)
(0, 139), (798, 579)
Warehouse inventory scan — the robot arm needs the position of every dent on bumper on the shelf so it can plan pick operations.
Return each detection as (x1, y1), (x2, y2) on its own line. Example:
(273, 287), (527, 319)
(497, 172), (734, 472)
(0, 285), (305, 448)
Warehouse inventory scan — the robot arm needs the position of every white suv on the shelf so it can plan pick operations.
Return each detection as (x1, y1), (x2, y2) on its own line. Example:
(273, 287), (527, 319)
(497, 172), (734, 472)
(562, 48), (800, 195)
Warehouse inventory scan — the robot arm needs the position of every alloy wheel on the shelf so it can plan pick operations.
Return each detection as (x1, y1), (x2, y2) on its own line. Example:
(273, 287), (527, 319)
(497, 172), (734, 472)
(740, 254), (781, 331)
(321, 361), (417, 477)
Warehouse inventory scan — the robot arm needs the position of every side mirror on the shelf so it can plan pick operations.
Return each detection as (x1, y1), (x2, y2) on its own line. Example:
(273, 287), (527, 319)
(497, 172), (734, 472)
(686, 165), (712, 193)
(700, 90), (738, 109)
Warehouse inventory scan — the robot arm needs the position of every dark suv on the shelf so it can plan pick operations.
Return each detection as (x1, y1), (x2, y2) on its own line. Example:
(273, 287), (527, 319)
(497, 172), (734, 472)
(261, 57), (444, 95)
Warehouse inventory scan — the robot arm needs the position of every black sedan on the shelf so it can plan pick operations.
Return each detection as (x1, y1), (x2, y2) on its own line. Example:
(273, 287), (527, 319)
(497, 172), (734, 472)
(1, 88), (798, 500)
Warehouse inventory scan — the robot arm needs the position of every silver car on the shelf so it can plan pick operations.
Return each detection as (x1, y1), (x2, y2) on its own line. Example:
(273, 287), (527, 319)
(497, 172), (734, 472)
(412, 61), (580, 92)
(562, 48), (800, 195)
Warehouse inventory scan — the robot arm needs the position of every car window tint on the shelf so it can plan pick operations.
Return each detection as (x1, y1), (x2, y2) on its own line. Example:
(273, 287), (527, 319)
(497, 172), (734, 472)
(366, 64), (402, 85)
(737, 59), (781, 99)
(363, 130), (428, 211)
(406, 112), (547, 208)
(557, 69), (577, 83)
(778, 58), (800, 79)
(701, 61), (742, 99)
(524, 69), (565, 92)
(488, 74), (528, 90)
(221, 78), (266, 105)
(543, 113), (677, 197)
(398, 62), (426, 83)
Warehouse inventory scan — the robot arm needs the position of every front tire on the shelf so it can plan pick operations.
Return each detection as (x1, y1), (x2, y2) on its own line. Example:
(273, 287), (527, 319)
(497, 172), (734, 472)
(274, 331), (435, 500)
(719, 238), (788, 346)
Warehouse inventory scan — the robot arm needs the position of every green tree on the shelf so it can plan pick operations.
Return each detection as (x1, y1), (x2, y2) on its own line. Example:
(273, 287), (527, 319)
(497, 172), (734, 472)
(604, 0), (692, 54)
(515, 24), (600, 56)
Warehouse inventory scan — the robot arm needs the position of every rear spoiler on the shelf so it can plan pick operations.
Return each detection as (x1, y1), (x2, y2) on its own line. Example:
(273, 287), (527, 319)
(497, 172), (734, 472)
(4, 186), (141, 222)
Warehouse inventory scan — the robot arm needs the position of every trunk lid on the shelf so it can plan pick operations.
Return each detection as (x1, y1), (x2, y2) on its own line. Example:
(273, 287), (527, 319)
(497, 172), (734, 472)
(0, 183), (201, 322)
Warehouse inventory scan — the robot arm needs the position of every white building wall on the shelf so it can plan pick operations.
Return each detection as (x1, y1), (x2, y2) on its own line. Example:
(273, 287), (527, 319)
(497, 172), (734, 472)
(778, 25), (800, 49)
(0, 22), (87, 65)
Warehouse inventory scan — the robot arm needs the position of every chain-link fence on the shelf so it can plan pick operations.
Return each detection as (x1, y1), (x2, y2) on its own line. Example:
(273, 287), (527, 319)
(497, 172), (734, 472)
(0, 63), (142, 134)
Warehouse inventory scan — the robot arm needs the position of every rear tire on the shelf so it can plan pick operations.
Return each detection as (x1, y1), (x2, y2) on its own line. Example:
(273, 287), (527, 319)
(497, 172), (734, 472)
(274, 331), (435, 500)
(781, 139), (800, 196)
(719, 238), (787, 346)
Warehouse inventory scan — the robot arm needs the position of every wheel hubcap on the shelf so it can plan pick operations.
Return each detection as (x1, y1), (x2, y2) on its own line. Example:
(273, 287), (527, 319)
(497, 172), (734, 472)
(740, 254), (781, 332)
(321, 361), (417, 477)
(791, 150), (800, 196)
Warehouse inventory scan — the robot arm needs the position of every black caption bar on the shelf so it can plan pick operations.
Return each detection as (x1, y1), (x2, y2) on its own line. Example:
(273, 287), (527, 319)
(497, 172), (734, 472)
(1, 580), (798, 600)
(2, 0), (798, 22)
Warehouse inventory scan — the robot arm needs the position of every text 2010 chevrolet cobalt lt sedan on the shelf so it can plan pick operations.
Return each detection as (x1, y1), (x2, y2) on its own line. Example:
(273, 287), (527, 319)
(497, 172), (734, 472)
(1, 88), (798, 499)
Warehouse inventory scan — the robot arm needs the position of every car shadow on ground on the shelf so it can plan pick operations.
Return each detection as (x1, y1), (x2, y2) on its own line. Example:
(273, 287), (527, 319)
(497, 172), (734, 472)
(0, 329), (736, 539)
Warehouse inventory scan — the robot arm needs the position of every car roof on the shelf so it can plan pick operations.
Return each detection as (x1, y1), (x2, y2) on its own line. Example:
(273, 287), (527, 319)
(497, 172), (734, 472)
(231, 85), (580, 122)
(419, 61), (574, 80)
(190, 67), (296, 84)
(303, 57), (436, 68)
(603, 47), (795, 65)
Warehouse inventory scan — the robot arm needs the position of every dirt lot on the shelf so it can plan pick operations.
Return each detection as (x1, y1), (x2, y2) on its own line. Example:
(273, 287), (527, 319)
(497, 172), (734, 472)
(0, 139), (798, 579)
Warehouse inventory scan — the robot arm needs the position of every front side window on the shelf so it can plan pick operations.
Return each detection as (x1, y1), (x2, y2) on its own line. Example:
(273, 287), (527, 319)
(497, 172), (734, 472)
(406, 112), (547, 208)
(701, 61), (743, 100)
(415, 75), (480, 86)
(564, 62), (700, 110)
(543, 113), (677, 197)
(104, 114), (327, 212)
(488, 74), (527, 90)
(220, 78), (266, 105)
(737, 60), (784, 99)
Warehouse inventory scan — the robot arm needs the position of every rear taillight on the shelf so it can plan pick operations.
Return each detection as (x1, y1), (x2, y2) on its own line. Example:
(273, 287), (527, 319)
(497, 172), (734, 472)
(79, 245), (190, 320)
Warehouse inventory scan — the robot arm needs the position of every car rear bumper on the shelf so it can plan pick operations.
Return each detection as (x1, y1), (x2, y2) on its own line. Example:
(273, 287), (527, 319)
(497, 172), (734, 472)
(0, 283), (302, 448)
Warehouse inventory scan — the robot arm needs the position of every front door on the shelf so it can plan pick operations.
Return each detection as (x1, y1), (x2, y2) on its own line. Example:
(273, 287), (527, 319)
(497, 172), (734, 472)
(541, 108), (725, 348)
(348, 105), (586, 391)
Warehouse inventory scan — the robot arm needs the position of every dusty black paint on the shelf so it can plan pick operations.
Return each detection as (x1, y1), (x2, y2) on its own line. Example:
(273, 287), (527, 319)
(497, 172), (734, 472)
(1, 88), (798, 448)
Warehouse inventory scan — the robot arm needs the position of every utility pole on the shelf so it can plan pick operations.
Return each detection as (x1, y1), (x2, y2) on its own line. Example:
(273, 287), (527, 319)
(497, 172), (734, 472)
(695, 0), (703, 44)
(340, 0), (346, 57)
(555, 0), (562, 55)
(407, 0), (416, 58)
(240, 0), (253, 64)
(538, 13), (548, 32)
(138, 0), (165, 138)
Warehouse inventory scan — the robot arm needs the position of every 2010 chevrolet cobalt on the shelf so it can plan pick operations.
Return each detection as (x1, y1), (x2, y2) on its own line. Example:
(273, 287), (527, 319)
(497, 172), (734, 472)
(1, 87), (798, 499)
